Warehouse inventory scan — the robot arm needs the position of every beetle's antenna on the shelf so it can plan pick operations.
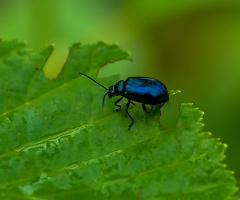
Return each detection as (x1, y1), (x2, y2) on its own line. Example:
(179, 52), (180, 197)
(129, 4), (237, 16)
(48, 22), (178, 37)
(102, 92), (109, 110)
(79, 72), (108, 90)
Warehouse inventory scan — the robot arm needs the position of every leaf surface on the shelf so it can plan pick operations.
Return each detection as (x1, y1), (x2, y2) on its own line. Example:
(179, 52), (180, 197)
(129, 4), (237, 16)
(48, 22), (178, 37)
(0, 39), (238, 200)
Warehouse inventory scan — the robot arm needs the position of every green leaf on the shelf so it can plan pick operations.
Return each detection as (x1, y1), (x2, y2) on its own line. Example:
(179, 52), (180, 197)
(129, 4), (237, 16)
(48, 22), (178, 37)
(0, 39), (238, 200)
(169, 89), (181, 96)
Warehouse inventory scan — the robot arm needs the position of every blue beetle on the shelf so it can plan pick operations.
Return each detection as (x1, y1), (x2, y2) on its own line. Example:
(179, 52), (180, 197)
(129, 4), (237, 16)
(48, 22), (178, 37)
(79, 72), (169, 130)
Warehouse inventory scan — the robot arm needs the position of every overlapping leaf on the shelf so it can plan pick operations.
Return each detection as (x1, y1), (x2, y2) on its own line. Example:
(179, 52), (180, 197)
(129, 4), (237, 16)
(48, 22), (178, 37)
(0, 39), (238, 199)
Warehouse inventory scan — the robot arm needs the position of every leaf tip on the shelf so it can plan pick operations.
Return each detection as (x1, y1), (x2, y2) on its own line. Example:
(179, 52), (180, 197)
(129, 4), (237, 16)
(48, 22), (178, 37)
(223, 143), (228, 148)
(169, 90), (181, 96)
(70, 41), (82, 50)
(178, 103), (205, 132)
(208, 132), (212, 136)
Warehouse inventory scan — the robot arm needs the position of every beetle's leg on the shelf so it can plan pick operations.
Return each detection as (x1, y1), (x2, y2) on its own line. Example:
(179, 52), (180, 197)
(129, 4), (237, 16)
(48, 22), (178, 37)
(126, 100), (134, 130)
(142, 104), (154, 114)
(142, 104), (147, 113)
(113, 97), (123, 112)
(131, 101), (136, 106)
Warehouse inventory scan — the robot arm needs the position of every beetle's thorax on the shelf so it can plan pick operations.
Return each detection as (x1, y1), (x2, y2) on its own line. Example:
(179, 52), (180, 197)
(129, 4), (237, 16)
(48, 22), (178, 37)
(108, 80), (124, 98)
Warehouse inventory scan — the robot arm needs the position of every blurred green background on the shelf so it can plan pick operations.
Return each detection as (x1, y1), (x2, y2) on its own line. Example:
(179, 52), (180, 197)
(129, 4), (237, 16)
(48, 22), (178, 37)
(1, 0), (240, 195)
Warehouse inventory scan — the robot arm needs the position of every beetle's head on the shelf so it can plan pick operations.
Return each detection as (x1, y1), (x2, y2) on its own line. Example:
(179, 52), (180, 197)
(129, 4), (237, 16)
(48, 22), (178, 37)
(102, 80), (124, 110)
(108, 85), (116, 98)
(101, 86), (116, 110)
(109, 80), (124, 98)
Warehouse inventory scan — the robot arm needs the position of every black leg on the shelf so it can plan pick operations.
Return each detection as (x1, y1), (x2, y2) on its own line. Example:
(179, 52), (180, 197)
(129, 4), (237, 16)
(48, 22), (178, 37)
(131, 101), (136, 106)
(158, 109), (164, 129)
(114, 97), (123, 112)
(142, 104), (154, 114)
(126, 100), (134, 130)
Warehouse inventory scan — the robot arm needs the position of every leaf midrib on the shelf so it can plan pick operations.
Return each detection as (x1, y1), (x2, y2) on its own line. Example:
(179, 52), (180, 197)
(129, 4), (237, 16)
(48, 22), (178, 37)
(0, 125), (158, 188)
(0, 99), (147, 160)
(0, 135), (216, 193)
